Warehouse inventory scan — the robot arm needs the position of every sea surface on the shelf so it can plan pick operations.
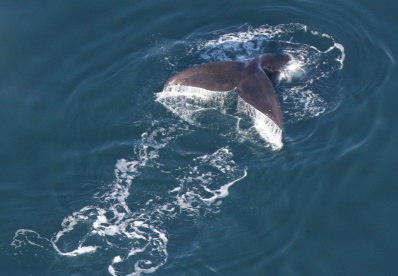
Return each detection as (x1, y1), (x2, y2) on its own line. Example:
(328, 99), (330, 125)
(1, 0), (397, 275)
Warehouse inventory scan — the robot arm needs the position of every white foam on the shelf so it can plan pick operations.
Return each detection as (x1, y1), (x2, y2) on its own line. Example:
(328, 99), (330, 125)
(200, 169), (247, 204)
(334, 43), (346, 68)
(173, 147), (247, 212)
(113, 255), (123, 263)
(54, 245), (98, 257)
(11, 229), (50, 249)
(310, 30), (345, 68)
(209, 24), (306, 43)
(108, 265), (117, 276)
(279, 58), (307, 82)
(200, 24), (308, 61)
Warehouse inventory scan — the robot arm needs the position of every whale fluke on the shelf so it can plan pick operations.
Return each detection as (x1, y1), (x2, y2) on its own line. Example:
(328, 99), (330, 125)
(236, 54), (289, 128)
(164, 53), (290, 129)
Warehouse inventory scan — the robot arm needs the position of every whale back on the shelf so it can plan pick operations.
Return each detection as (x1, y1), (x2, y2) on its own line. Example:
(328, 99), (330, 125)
(258, 53), (290, 76)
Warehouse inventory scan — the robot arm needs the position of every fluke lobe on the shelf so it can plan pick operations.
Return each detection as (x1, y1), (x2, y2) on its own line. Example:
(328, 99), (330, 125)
(164, 53), (290, 129)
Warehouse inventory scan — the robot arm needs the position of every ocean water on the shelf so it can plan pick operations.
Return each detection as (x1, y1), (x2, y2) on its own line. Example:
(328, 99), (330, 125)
(1, 0), (397, 275)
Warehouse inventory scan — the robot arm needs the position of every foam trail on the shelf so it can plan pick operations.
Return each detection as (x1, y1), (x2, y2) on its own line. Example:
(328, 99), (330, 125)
(171, 147), (247, 213)
(11, 121), (247, 275)
(200, 169), (247, 204)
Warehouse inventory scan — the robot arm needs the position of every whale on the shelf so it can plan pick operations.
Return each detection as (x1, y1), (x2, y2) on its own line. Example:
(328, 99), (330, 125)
(164, 53), (290, 130)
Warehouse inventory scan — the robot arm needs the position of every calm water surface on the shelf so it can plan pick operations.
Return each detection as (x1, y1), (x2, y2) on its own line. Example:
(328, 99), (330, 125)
(1, 0), (397, 275)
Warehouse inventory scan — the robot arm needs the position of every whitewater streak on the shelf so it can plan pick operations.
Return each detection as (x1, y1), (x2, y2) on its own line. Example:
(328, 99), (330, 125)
(12, 121), (247, 275)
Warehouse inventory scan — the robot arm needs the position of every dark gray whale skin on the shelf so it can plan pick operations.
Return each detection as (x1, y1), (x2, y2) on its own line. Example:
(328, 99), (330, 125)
(164, 53), (290, 129)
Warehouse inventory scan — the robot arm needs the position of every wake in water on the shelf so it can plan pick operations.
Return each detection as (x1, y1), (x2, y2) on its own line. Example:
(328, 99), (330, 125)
(12, 120), (247, 275)
(11, 23), (344, 275)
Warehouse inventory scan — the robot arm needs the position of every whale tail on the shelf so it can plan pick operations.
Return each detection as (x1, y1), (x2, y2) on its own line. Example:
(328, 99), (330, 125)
(164, 54), (290, 129)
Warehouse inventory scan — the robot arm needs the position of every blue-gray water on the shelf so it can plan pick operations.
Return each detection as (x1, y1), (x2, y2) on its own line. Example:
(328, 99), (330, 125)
(1, 0), (397, 275)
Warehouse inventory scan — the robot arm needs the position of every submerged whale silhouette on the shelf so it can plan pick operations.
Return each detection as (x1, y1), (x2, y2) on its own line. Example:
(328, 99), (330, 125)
(164, 53), (290, 130)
